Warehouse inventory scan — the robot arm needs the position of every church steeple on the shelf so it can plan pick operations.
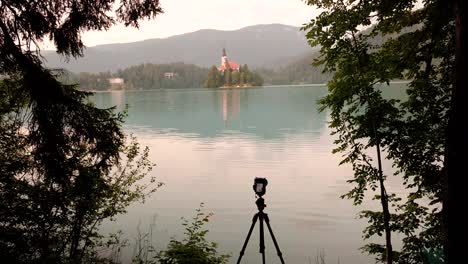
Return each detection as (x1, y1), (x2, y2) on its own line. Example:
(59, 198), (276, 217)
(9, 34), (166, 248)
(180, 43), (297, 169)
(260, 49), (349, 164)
(221, 48), (229, 69)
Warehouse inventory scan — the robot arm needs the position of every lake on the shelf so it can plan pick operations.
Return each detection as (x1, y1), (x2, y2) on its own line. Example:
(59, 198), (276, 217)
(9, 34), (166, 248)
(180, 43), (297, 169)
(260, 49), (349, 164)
(92, 85), (406, 264)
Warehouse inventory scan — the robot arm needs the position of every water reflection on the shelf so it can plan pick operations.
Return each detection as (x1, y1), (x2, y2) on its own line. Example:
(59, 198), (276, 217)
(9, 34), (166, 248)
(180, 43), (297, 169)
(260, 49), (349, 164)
(221, 89), (240, 125)
(90, 86), (378, 264)
(92, 86), (328, 140)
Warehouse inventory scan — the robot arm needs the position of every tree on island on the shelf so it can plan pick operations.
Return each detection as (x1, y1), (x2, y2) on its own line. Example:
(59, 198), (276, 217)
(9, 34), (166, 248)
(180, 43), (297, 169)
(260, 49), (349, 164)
(0, 1), (164, 263)
(231, 70), (240, 85)
(224, 69), (232, 86)
(203, 64), (263, 88)
(203, 66), (224, 88)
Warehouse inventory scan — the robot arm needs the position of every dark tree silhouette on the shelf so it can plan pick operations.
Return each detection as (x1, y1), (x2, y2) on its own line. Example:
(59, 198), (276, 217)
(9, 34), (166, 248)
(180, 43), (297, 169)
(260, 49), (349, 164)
(0, 1), (163, 263)
(304, 0), (467, 263)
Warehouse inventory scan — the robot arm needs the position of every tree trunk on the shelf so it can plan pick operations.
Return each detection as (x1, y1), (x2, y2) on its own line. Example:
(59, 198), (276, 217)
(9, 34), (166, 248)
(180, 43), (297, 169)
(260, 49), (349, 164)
(447, 0), (468, 263)
(376, 141), (393, 264)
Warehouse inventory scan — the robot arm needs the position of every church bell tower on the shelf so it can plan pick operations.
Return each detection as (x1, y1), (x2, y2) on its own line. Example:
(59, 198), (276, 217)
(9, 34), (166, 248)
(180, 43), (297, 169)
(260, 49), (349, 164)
(221, 48), (229, 69)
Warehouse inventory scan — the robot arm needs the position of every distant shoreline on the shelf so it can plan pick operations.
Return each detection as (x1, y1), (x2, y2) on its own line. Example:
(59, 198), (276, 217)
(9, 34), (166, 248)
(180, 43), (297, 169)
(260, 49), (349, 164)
(86, 81), (411, 93)
(85, 84), (323, 93)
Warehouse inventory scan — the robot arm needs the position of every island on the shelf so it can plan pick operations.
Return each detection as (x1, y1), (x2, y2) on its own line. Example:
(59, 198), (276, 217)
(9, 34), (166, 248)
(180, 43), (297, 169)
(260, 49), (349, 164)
(203, 48), (263, 88)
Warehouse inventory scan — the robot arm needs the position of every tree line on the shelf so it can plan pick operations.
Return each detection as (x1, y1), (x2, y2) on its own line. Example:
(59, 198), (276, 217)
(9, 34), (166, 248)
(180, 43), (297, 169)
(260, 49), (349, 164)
(69, 59), (328, 91)
(67, 63), (209, 91)
(256, 52), (331, 85)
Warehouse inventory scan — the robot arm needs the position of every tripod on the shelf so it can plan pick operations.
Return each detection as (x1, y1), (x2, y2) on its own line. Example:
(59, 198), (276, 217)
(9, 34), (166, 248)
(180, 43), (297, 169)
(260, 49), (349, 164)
(236, 197), (285, 264)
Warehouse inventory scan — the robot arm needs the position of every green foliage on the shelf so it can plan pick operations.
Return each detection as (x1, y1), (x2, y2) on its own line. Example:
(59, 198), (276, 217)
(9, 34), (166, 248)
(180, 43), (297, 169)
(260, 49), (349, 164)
(76, 72), (113, 91)
(203, 64), (263, 88)
(231, 70), (240, 85)
(249, 71), (264, 87)
(203, 66), (223, 88)
(242, 64), (251, 84)
(223, 69), (232, 86)
(73, 55), (331, 89)
(117, 63), (209, 90)
(73, 63), (209, 91)
(0, 77), (161, 263)
(155, 204), (230, 264)
(303, 0), (452, 263)
(256, 52), (331, 85)
(0, 0), (163, 263)
(74, 61), (272, 90)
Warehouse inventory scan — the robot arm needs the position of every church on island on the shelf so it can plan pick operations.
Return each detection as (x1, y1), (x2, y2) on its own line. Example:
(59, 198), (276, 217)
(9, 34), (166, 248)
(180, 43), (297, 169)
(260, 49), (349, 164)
(203, 48), (262, 88)
(218, 48), (240, 72)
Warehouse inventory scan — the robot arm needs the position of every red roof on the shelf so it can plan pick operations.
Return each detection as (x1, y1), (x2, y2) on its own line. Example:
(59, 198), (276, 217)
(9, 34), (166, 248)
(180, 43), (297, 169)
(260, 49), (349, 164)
(219, 61), (240, 71)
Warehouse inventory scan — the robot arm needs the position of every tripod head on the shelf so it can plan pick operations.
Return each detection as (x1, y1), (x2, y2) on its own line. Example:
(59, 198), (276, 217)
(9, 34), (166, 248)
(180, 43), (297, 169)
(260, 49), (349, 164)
(255, 197), (266, 211)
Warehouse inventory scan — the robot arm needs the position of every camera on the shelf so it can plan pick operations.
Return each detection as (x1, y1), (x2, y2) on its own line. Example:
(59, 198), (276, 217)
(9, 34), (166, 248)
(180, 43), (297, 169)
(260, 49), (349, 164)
(253, 177), (268, 197)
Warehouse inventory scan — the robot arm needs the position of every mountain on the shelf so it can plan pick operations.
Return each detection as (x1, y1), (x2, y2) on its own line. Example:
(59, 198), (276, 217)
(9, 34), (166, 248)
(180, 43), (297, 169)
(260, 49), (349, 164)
(42, 24), (316, 73)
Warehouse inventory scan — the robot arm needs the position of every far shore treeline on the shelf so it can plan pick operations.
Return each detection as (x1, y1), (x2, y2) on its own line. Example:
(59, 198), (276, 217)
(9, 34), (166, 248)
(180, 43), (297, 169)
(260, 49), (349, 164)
(64, 53), (330, 91)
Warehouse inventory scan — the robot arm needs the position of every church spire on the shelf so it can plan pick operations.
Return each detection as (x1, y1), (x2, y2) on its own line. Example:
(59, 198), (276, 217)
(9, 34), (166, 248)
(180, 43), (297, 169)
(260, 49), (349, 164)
(221, 48), (229, 69)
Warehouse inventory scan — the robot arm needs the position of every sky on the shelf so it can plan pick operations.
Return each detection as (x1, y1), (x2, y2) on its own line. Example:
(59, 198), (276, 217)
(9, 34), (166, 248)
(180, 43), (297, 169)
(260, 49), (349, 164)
(77, 0), (320, 47)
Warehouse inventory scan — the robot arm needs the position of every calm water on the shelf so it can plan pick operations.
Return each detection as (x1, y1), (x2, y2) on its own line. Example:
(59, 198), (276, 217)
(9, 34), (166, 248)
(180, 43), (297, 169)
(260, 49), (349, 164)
(92, 85), (406, 264)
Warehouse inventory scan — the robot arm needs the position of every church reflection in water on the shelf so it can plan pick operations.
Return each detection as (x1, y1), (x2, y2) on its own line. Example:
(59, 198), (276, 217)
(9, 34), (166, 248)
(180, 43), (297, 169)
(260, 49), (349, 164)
(222, 89), (240, 125)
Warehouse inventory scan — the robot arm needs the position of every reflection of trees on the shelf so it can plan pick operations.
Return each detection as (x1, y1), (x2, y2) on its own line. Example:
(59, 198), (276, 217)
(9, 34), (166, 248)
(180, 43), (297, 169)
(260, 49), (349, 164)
(92, 87), (329, 140)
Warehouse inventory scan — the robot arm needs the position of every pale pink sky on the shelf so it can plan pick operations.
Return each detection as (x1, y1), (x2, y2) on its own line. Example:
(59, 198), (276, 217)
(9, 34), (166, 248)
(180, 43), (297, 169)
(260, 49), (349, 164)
(65, 0), (319, 47)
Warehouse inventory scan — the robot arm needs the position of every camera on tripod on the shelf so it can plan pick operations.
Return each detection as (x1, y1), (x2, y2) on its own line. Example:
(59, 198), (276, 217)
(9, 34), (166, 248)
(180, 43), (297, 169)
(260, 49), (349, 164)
(237, 177), (285, 264)
(253, 177), (268, 197)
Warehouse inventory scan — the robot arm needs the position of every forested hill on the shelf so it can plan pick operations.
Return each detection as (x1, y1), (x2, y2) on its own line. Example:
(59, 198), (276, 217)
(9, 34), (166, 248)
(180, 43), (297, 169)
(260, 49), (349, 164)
(43, 24), (314, 73)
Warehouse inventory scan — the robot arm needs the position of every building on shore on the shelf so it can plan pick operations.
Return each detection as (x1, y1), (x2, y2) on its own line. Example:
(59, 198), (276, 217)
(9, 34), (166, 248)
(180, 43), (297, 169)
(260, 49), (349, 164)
(108, 77), (125, 89)
(164, 72), (178, 79)
(108, 77), (124, 85)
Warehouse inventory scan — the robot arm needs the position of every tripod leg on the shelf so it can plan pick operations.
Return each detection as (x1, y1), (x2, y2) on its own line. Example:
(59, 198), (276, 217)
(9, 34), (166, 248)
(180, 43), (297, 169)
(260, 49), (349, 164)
(236, 213), (259, 264)
(264, 213), (286, 264)
(259, 213), (265, 264)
